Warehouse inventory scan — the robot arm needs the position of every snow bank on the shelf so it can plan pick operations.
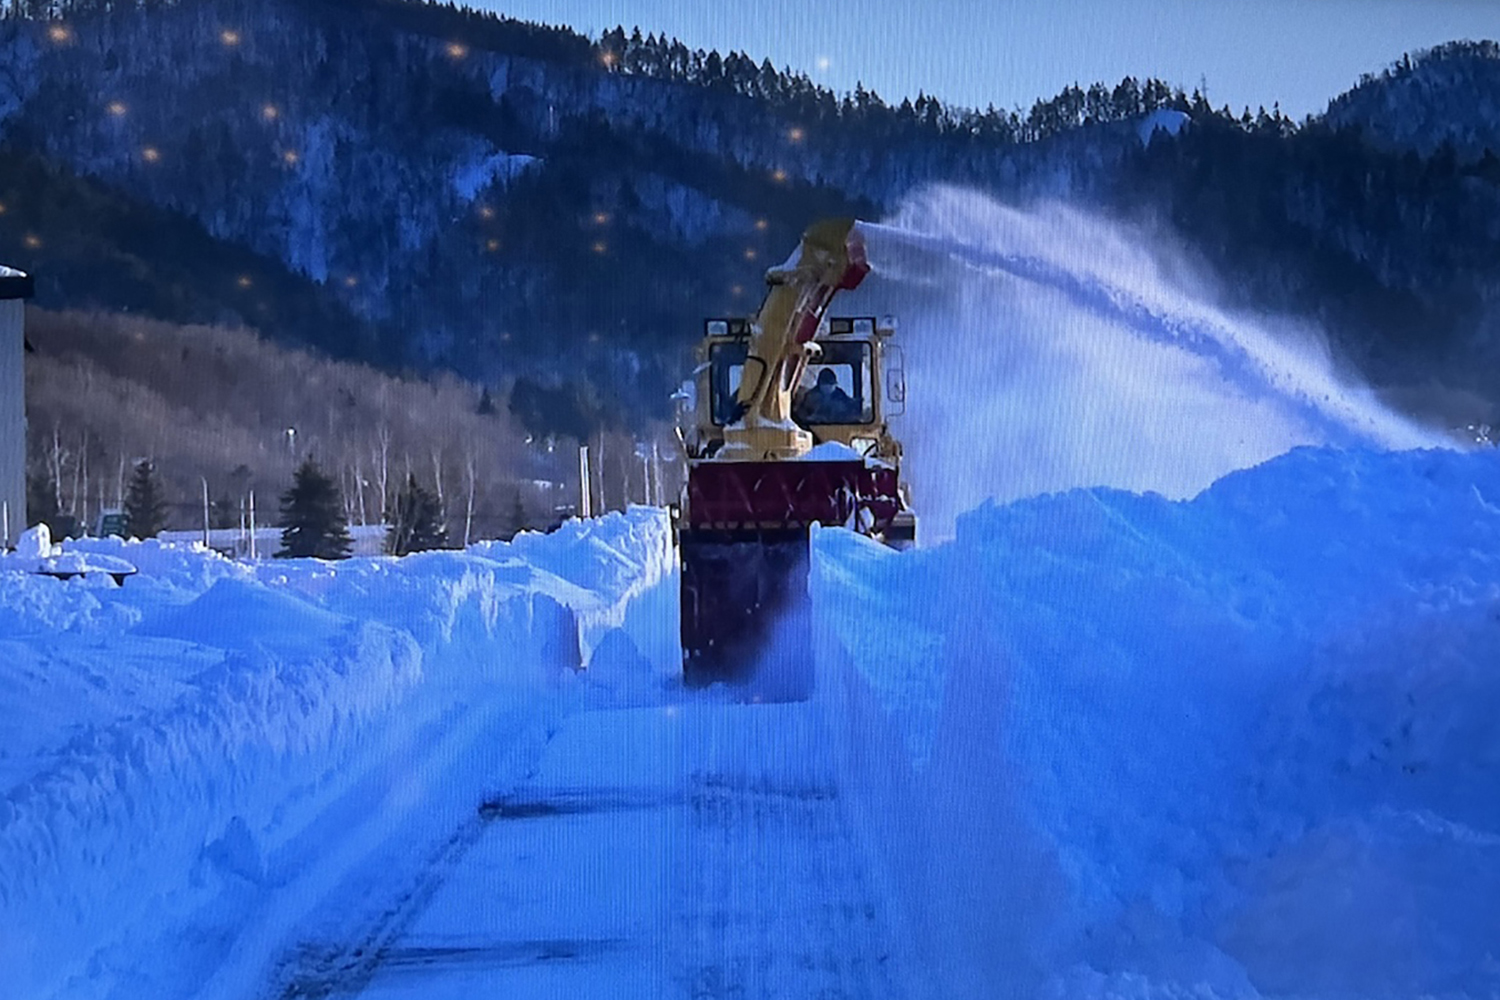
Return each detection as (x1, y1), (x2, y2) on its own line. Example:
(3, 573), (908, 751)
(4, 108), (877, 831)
(0, 508), (671, 1000)
(813, 447), (1500, 999)
(488, 505), (679, 682)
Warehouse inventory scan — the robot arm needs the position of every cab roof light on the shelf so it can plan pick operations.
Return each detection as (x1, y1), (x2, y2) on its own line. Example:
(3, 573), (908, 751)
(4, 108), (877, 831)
(704, 317), (753, 337)
(826, 316), (880, 337)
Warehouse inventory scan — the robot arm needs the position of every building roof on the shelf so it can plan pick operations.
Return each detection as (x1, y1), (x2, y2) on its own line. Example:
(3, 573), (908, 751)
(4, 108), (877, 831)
(0, 265), (34, 300)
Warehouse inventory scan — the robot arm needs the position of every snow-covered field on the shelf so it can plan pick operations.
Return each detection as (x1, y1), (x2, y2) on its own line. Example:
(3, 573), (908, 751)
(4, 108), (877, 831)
(0, 509), (674, 1000)
(814, 445), (1500, 999)
(4, 445), (1499, 999)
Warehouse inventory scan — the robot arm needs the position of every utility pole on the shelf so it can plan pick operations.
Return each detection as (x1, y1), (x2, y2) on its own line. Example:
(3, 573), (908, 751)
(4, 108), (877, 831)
(638, 444), (652, 506)
(463, 454), (476, 548)
(248, 490), (257, 560)
(578, 445), (592, 518)
(201, 477), (211, 548)
(652, 441), (663, 509)
(594, 433), (606, 513)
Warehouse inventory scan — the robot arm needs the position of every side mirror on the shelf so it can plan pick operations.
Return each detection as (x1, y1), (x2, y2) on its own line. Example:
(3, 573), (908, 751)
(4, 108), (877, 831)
(882, 343), (906, 415)
(886, 370), (906, 404)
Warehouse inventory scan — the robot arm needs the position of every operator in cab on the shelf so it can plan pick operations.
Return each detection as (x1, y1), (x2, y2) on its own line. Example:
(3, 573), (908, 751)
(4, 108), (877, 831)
(794, 366), (857, 425)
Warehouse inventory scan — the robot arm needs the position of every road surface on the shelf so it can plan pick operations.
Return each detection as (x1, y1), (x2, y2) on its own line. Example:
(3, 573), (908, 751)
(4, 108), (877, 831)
(277, 700), (932, 999)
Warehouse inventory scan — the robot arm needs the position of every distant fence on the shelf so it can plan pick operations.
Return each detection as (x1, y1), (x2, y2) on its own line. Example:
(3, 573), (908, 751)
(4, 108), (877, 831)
(157, 525), (390, 559)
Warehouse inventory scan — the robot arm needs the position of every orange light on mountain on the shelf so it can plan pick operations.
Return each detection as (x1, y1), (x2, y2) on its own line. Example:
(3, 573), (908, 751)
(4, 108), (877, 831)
(141, 146), (161, 163)
(486, 239), (501, 252)
(478, 205), (495, 220)
(261, 104), (280, 121)
(107, 100), (128, 117)
(788, 127), (805, 143)
(743, 248), (757, 261)
(771, 169), (787, 183)
(592, 241), (608, 254)
(344, 275), (359, 288)
(755, 219), (768, 231)
(23, 234), (41, 249)
(237, 275), (253, 289)
(220, 29), (241, 46)
(282, 150), (300, 165)
(46, 24), (72, 44)
(445, 42), (468, 60)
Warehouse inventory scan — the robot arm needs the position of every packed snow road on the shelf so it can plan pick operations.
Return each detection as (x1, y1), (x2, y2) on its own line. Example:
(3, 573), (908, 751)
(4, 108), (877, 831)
(274, 701), (931, 1000)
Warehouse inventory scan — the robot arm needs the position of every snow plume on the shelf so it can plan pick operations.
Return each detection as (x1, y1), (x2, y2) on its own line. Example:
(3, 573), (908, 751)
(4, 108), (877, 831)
(846, 185), (1444, 539)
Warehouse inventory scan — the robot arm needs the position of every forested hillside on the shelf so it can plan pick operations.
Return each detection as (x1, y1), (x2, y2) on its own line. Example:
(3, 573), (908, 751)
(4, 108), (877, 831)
(2, 0), (1498, 438)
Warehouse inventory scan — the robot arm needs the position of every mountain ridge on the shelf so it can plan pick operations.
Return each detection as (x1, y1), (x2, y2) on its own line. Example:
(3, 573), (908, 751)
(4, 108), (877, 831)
(1326, 40), (1500, 162)
(2, 0), (1498, 431)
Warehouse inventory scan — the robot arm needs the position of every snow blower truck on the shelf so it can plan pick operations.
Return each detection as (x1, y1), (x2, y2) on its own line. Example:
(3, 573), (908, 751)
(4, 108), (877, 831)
(674, 218), (916, 689)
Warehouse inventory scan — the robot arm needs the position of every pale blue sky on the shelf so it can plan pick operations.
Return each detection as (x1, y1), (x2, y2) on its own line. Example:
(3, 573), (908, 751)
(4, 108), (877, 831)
(471, 0), (1498, 119)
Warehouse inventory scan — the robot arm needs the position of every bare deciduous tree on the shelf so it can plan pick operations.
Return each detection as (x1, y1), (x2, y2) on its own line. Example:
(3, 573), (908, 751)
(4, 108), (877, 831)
(25, 308), (584, 540)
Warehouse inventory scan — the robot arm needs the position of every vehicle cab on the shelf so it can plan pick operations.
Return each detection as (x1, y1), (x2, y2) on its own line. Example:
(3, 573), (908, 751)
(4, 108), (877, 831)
(682, 315), (907, 464)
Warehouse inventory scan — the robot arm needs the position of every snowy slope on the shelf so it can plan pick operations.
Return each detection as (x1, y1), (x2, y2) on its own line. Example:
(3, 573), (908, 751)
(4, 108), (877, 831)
(812, 446), (1500, 999)
(0, 509), (672, 1000)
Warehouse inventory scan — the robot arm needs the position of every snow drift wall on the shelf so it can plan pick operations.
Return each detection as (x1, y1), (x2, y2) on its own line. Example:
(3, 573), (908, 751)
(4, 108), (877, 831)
(0, 508), (672, 1000)
(812, 447), (1500, 999)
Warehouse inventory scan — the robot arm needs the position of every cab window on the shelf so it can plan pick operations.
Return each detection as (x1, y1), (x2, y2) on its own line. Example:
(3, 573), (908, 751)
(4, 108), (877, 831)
(709, 341), (749, 426)
(793, 342), (874, 426)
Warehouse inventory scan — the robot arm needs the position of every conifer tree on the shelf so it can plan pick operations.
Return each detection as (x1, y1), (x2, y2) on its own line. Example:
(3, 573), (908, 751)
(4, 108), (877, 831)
(506, 489), (528, 540)
(385, 473), (448, 556)
(276, 457), (352, 559)
(26, 472), (58, 533)
(123, 458), (167, 539)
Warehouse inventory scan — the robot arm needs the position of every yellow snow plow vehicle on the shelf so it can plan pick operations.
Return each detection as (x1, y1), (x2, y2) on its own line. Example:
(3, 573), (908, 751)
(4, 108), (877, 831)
(674, 218), (916, 688)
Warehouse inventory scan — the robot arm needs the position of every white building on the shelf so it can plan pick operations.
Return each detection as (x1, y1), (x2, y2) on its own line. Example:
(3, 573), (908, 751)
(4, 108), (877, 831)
(1, 265), (34, 549)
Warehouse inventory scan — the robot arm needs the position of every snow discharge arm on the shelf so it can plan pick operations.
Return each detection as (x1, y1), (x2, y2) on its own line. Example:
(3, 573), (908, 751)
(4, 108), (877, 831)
(718, 218), (871, 460)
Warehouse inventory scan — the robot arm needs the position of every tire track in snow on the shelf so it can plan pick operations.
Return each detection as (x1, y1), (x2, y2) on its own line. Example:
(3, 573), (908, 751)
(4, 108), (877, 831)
(265, 711), (563, 999)
(672, 726), (917, 999)
(274, 702), (929, 999)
